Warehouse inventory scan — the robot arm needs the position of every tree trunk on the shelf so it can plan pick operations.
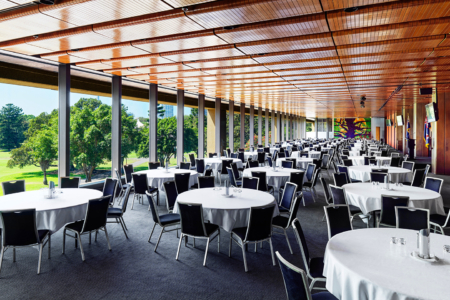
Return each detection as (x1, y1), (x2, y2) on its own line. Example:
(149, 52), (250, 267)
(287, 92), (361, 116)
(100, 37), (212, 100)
(43, 170), (48, 185)
(83, 165), (90, 182)
(40, 163), (48, 185)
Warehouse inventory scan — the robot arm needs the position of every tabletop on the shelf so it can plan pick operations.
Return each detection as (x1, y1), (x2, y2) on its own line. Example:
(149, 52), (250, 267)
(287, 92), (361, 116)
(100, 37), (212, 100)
(243, 166), (300, 178)
(323, 228), (450, 300)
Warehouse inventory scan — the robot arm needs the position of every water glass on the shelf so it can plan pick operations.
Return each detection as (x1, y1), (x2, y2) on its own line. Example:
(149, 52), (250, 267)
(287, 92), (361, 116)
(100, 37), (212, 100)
(391, 237), (398, 244)
(398, 238), (406, 245)
(443, 245), (450, 253)
(376, 182), (380, 189)
(399, 183), (403, 187)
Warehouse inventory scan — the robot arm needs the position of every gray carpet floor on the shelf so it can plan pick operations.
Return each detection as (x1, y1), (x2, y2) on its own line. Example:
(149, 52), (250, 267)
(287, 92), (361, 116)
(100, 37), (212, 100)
(0, 172), (448, 300)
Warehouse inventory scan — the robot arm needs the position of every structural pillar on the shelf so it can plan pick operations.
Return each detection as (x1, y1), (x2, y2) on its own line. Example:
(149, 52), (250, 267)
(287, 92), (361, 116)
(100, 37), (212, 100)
(111, 75), (122, 178)
(265, 109), (269, 146)
(177, 89), (184, 165)
(229, 100), (234, 152)
(271, 110), (276, 144)
(240, 103), (245, 149)
(198, 94), (205, 158)
(281, 113), (285, 142)
(249, 105), (254, 147)
(258, 106), (262, 146)
(58, 64), (70, 185)
(215, 97), (222, 155)
(149, 83), (158, 162)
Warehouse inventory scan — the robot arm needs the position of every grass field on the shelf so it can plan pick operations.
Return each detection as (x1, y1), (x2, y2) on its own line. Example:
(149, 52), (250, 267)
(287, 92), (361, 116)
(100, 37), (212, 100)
(0, 150), (193, 196)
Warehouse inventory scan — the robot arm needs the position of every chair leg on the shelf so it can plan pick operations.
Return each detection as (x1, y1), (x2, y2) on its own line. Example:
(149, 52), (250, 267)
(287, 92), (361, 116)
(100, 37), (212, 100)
(203, 238), (210, 267)
(48, 234), (51, 259)
(119, 218), (128, 239)
(157, 190), (159, 206)
(0, 246), (4, 275)
(13, 248), (15, 263)
(176, 234), (183, 261)
(121, 217), (128, 231)
(131, 194), (136, 210)
(104, 227), (112, 251)
(217, 230), (220, 253)
(229, 233), (232, 257)
(241, 242), (248, 272)
(154, 227), (164, 252)
(62, 229), (66, 254)
(309, 279), (318, 291)
(89, 232), (91, 244)
(284, 229), (293, 254)
(37, 243), (43, 275)
(77, 234), (85, 261)
(269, 238), (276, 266)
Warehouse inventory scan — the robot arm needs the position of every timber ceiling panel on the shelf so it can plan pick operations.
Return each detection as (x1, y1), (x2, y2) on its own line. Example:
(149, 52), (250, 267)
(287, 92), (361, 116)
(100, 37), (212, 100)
(2, 0), (450, 117)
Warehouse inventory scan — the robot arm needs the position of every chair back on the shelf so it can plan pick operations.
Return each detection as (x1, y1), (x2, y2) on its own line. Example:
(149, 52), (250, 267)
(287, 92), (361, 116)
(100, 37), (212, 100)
(390, 157), (401, 167)
(264, 147), (270, 153)
(60, 177), (81, 189)
(146, 191), (161, 224)
(244, 204), (276, 242)
(343, 159), (353, 167)
(114, 168), (124, 190)
(320, 177), (332, 204)
(231, 153), (238, 159)
(278, 152), (286, 158)
(329, 185), (347, 205)
(279, 147), (285, 153)
(272, 150), (278, 161)
(289, 171), (304, 190)
(198, 176), (215, 189)
(285, 150), (291, 158)
(223, 150), (228, 157)
(324, 205), (353, 239)
(178, 202), (207, 237)
(226, 148), (231, 157)
(257, 152), (265, 164)
(196, 159), (205, 174)
(424, 177), (443, 194)
(120, 185), (132, 214)
(174, 172), (191, 194)
(148, 162), (160, 170)
(402, 161), (415, 171)
(395, 207), (430, 230)
(411, 169), (426, 187)
(286, 158), (297, 168)
(371, 168), (388, 173)
(179, 162), (191, 170)
(163, 181), (178, 211)
(238, 152), (245, 163)
(132, 173), (149, 194)
(123, 165), (134, 184)
(333, 172), (348, 187)
(247, 160), (259, 168)
(208, 153), (217, 158)
(238, 148), (245, 152)
(276, 251), (313, 300)
(81, 196), (112, 233)
(250, 171), (269, 192)
(279, 182), (297, 211)
(231, 162), (240, 180)
(281, 160), (293, 169)
(292, 219), (311, 269)
(370, 172), (387, 183)
(221, 159), (233, 173)
(189, 153), (196, 167)
(322, 154), (329, 167)
(103, 178), (118, 202)
(242, 177), (259, 190)
(0, 209), (40, 246)
(379, 195), (409, 227)
(364, 156), (375, 165)
(267, 156), (273, 167)
(227, 167), (238, 187)
(205, 169), (213, 176)
(1, 180), (25, 195)
(305, 164), (316, 182)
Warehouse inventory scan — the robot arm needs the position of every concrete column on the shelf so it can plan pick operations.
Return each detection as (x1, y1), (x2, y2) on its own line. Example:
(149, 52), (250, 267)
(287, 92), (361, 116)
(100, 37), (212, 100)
(229, 100), (234, 152)
(215, 97), (222, 155)
(281, 113), (285, 142)
(249, 105), (254, 147)
(58, 64), (70, 185)
(258, 106), (262, 145)
(265, 109), (269, 146)
(240, 103), (245, 149)
(271, 110), (276, 145)
(111, 75), (122, 178)
(149, 83), (158, 162)
(177, 89), (184, 165)
(198, 94), (205, 158)
(207, 109), (215, 155)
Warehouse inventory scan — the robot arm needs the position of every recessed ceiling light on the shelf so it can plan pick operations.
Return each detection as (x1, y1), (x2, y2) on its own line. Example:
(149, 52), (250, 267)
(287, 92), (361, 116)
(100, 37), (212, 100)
(344, 7), (359, 13)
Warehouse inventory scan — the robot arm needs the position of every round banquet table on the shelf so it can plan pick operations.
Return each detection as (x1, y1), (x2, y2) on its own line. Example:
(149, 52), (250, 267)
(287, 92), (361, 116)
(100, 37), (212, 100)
(244, 152), (267, 161)
(243, 166), (301, 191)
(349, 150), (360, 157)
(308, 151), (321, 159)
(323, 228), (450, 300)
(350, 156), (391, 166)
(203, 158), (243, 177)
(348, 166), (412, 183)
(173, 188), (279, 232)
(290, 151), (300, 158)
(351, 144), (362, 150)
(0, 189), (102, 233)
(135, 168), (198, 192)
(276, 157), (313, 169)
(343, 183), (445, 215)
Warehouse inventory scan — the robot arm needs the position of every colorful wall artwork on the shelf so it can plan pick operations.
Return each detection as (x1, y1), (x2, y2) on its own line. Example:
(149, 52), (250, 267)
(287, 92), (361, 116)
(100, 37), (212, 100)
(334, 118), (371, 139)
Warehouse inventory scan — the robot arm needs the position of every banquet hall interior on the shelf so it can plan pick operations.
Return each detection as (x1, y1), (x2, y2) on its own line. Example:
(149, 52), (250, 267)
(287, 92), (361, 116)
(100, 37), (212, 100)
(1, 0), (450, 299)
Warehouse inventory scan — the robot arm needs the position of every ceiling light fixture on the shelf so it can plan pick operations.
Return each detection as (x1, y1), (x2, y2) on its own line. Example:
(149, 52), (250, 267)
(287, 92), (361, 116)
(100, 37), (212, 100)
(344, 7), (359, 13)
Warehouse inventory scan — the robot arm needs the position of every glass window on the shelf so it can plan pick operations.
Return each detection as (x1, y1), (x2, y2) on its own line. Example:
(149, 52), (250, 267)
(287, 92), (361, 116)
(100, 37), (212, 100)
(184, 105), (198, 164)
(244, 114), (250, 150)
(157, 103), (177, 167)
(0, 83), (58, 194)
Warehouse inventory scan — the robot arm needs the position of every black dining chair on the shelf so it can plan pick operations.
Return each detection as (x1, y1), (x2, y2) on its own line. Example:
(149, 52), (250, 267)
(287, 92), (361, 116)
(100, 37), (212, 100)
(208, 153), (217, 158)
(227, 167), (241, 188)
(277, 182), (298, 216)
(370, 172), (387, 183)
(402, 161), (415, 172)
(267, 156), (273, 167)
(250, 171), (274, 195)
(179, 162), (191, 170)
(148, 162), (160, 170)
(107, 185), (132, 238)
(278, 152), (286, 159)
(238, 152), (245, 164)
(292, 218), (328, 292)
(62, 196), (112, 261)
(231, 162), (242, 181)
(204, 169), (213, 176)
(146, 191), (180, 252)
(343, 159), (353, 167)
(242, 177), (259, 190)
(272, 194), (301, 254)
(247, 160), (259, 168)
(1, 180), (25, 195)
(123, 164), (134, 186)
(396, 207), (430, 231)
(60, 177), (81, 189)
(390, 157), (401, 167)
(320, 177), (332, 206)
(229, 204), (276, 272)
(198, 176), (216, 189)
(189, 154), (196, 170)
(257, 152), (266, 166)
(176, 202), (220, 266)
(218, 159), (233, 185)
(403, 169), (426, 187)
(196, 158), (205, 176)
(102, 178), (118, 205)
(377, 195), (409, 228)
(323, 205), (353, 240)
(174, 172), (191, 194)
(0, 209), (51, 275)
(163, 181), (178, 213)
(114, 168), (130, 203)
(337, 165), (361, 183)
(333, 172), (348, 187)
(131, 173), (149, 210)
(424, 177), (444, 194)
(279, 172), (304, 205)
(364, 156), (375, 166)
(281, 160), (294, 169)
(329, 184), (368, 227)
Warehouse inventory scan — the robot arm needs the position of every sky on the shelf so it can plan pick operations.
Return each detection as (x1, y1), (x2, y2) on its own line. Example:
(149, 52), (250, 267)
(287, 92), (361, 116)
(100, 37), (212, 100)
(0, 83), (191, 118)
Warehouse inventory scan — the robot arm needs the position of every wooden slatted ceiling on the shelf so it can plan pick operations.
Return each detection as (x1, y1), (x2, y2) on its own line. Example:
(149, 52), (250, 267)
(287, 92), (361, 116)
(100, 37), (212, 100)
(1, 0), (450, 116)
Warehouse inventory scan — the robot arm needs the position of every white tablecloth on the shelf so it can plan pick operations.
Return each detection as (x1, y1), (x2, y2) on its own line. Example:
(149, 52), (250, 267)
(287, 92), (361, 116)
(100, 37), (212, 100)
(0, 189), (102, 233)
(276, 157), (313, 169)
(323, 228), (450, 300)
(350, 156), (391, 166)
(244, 152), (267, 161)
(351, 144), (362, 150)
(349, 150), (360, 157)
(343, 183), (445, 215)
(174, 188), (279, 232)
(308, 151), (321, 159)
(135, 169), (198, 192)
(203, 158), (243, 176)
(243, 167), (300, 190)
(348, 166), (412, 183)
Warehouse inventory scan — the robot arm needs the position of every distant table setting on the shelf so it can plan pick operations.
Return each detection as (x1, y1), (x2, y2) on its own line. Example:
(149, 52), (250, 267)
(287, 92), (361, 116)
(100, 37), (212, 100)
(348, 166), (412, 183)
(135, 168), (198, 192)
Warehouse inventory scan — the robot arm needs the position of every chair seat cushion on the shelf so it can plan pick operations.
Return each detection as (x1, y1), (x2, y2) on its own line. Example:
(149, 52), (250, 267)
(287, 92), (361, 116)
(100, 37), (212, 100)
(312, 292), (338, 300)
(65, 220), (84, 232)
(231, 227), (247, 240)
(149, 186), (158, 193)
(107, 207), (122, 217)
(430, 214), (449, 226)
(122, 183), (131, 190)
(204, 223), (220, 236)
(272, 215), (289, 228)
(349, 205), (362, 215)
(159, 213), (181, 226)
(309, 257), (325, 278)
(38, 229), (50, 240)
